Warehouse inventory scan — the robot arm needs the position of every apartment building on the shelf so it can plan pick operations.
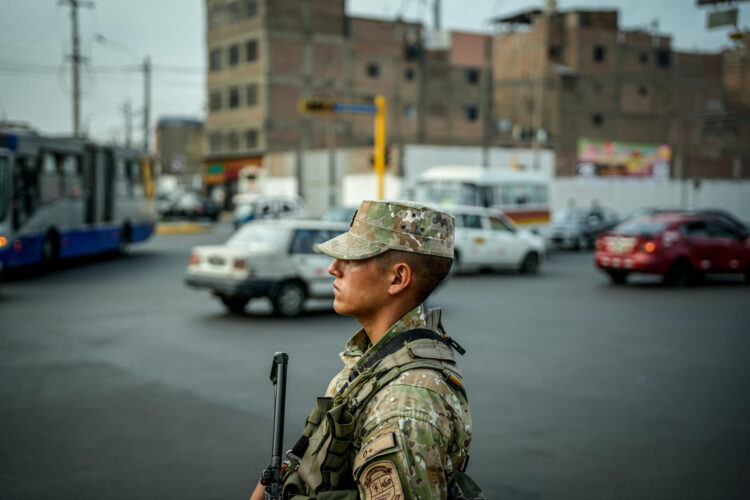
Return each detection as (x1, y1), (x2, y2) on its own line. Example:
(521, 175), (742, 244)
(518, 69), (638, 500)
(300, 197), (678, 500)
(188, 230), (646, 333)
(203, 0), (492, 191)
(491, 6), (749, 178)
(155, 117), (204, 182)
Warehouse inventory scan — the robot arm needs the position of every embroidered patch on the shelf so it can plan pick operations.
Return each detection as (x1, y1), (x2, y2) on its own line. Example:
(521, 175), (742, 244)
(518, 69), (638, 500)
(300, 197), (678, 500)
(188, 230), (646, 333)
(359, 460), (403, 500)
(354, 433), (397, 471)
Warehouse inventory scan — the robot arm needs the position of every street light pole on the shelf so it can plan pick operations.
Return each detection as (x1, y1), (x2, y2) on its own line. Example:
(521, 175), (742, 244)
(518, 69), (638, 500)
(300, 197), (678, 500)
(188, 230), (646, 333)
(61, 0), (94, 137)
(143, 56), (151, 153)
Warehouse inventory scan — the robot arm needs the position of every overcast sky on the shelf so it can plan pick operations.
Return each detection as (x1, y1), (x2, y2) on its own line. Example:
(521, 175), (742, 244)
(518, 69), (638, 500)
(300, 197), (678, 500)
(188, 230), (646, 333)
(0, 0), (747, 147)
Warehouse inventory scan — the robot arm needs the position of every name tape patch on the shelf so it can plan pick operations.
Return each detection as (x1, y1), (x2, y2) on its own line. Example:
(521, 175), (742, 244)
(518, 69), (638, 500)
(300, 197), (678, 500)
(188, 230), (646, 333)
(354, 433), (397, 471)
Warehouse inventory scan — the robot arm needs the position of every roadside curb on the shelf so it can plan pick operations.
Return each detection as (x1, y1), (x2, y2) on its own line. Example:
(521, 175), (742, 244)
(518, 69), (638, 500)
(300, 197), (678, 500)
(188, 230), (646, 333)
(155, 223), (214, 235)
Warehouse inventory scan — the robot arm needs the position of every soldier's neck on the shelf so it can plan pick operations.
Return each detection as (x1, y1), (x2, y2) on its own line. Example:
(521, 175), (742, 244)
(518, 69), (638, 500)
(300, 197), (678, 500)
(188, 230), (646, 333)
(359, 300), (417, 346)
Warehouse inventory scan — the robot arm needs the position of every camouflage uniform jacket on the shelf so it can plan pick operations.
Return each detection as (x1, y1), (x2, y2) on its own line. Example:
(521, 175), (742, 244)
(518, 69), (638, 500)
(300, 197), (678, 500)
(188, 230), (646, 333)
(325, 304), (473, 499)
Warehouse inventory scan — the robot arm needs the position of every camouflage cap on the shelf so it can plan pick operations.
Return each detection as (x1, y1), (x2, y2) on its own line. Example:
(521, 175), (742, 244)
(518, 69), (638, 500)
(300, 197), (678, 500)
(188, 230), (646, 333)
(317, 200), (454, 260)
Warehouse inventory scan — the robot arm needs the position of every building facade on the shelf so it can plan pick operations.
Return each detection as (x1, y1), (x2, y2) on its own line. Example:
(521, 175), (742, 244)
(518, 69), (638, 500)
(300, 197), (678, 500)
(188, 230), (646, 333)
(154, 117), (204, 183)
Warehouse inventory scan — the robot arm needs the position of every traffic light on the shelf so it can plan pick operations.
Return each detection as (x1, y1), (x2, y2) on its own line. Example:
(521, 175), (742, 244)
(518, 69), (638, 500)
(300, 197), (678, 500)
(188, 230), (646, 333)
(298, 98), (336, 114)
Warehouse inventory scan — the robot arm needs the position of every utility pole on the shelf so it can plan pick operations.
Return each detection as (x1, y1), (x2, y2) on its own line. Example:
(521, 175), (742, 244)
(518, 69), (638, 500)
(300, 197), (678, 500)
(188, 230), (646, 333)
(61, 0), (94, 137)
(142, 56), (151, 153)
(122, 100), (133, 147)
(434, 0), (441, 30)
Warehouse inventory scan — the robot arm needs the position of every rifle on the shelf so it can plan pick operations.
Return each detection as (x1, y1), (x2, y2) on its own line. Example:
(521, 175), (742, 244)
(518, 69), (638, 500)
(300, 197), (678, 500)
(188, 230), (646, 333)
(261, 352), (288, 500)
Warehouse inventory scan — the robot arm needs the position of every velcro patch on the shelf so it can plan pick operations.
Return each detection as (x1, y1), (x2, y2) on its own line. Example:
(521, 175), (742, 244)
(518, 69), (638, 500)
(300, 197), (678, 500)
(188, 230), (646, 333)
(359, 460), (404, 500)
(354, 433), (397, 471)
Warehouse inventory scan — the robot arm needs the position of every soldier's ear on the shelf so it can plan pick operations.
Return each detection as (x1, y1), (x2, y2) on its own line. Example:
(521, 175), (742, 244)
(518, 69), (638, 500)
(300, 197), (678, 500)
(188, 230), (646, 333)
(386, 262), (413, 297)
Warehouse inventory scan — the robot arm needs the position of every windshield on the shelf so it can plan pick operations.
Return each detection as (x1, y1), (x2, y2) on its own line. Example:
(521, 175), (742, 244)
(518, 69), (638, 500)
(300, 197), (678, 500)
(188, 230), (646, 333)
(234, 203), (255, 219)
(413, 181), (479, 206)
(226, 224), (287, 249)
(613, 218), (668, 237)
(0, 156), (8, 223)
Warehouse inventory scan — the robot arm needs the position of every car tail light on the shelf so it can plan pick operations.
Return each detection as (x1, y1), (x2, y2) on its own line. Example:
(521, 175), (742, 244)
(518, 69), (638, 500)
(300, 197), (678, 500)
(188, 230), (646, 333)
(189, 253), (201, 265)
(233, 258), (246, 270)
(641, 240), (657, 253)
(0, 236), (7, 248)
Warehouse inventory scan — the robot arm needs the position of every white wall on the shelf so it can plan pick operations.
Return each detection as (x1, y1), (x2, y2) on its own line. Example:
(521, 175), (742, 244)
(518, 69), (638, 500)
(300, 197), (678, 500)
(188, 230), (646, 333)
(341, 174), (403, 207)
(402, 145), (555, 185)
(552, 178), (750, 222)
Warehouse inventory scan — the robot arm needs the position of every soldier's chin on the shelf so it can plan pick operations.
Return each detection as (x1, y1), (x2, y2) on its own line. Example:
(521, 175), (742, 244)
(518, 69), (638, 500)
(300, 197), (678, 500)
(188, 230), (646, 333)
(332, 298), (353, 316)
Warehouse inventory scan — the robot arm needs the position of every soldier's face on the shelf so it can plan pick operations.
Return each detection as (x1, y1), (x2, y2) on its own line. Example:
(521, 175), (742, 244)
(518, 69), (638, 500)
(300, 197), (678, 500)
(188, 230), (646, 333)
(328, 257), (389, 318)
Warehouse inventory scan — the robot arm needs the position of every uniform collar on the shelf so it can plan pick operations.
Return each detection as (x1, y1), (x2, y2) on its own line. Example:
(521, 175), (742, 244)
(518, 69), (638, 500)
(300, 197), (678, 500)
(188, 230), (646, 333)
(338, 303), (428, 370)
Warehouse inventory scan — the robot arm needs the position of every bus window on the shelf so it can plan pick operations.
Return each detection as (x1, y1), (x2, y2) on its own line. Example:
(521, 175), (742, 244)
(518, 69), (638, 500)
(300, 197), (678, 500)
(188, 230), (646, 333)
(493, 185), (514, 206)
(514, 184), (529, 205)
(12, 157), (40, 230)
(62, 155), (82, 198)
(0, 155), (8, 222)
(532, 185), (548, 204)
(41, 153), (62, 203)
(129, 161), (144, 197)
(115, 157), (130, 197)
(414, 181), (478, 206)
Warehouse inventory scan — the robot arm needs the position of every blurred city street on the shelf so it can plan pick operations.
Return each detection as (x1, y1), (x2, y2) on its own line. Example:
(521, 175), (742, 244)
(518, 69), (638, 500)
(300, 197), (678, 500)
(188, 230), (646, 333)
(2, 224), (749, 499)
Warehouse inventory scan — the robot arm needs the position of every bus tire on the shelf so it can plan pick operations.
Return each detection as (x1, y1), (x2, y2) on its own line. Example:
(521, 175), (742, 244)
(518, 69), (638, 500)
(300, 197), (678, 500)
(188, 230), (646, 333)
(41, 231), (60, 271)
(119, 223), (132, 255)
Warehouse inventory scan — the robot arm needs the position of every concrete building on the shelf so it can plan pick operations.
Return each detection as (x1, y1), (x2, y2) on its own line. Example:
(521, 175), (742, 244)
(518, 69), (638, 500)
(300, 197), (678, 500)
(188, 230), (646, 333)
(203, 0), (493, 195)
(490, 5), (750, 179)
(154, 117), (205, 184)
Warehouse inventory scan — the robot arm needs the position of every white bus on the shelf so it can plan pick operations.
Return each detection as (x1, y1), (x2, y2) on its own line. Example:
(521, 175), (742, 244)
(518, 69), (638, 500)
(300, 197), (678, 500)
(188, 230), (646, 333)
(0, 128), (156, 271)
(413, 166), (551, 229)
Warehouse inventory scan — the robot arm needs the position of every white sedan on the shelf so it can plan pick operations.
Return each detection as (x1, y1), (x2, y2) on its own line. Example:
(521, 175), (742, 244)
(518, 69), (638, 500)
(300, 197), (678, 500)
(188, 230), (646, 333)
(448, 205), (546, 274)
(185, 219), (347, 317)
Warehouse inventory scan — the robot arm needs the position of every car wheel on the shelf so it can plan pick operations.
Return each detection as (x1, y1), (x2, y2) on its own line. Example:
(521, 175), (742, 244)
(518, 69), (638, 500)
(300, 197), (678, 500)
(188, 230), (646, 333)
(219, 294), (250, 313)
(272, 281), (306, 318)
(519, 252), (540, 274)
(664, 259), (693, 287)
(607, 270), (628, 284)
(449, 250), (461, 276)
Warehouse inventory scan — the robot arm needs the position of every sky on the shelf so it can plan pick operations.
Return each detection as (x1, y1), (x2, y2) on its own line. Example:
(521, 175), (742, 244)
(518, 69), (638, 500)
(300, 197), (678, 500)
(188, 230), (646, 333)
(0, 0), (747, 148)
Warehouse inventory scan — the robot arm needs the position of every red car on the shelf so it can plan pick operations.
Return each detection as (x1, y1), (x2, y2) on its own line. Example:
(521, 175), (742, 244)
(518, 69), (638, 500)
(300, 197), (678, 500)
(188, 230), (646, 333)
(595, 213), (750, 285)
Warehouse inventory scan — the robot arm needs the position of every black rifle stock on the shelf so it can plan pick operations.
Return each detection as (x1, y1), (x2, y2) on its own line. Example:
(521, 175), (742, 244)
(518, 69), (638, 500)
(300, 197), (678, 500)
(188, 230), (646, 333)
(261, 352), (288, 500)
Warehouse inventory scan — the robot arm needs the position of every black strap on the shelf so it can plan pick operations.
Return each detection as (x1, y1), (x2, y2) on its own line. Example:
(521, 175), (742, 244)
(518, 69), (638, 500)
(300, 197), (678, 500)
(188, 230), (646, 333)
(348, 328), (452, 382)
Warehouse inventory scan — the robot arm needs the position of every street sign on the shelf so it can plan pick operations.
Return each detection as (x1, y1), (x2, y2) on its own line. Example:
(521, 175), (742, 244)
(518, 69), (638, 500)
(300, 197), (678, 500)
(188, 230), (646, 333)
(298, 98), (336, 114)
(707, 8), (738, 29)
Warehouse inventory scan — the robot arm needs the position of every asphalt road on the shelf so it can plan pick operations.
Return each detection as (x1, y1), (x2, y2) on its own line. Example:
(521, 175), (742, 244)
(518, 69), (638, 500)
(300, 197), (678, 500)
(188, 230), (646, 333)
(1, 223), (749, 500)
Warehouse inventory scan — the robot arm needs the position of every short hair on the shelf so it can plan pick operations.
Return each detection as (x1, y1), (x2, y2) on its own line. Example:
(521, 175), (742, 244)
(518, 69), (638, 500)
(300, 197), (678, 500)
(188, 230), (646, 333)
(376, 250), (453, 304)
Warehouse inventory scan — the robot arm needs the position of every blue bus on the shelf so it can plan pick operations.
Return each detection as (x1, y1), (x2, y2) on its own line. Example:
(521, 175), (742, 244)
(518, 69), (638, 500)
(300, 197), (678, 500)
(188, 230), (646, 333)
(0, 128), (156, 270)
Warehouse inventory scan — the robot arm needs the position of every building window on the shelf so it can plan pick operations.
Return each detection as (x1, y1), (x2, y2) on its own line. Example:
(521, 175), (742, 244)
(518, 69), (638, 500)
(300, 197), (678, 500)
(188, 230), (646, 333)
(229, 44), (240, 66)
(245, 129), (258, 149)
(246, 39), (258, 62)
(209, 48), (222, 71)
(227, 131), (239, 150)
(639, 51), (649, 65)
(592, 113), (604, 127)
(242, 0), (257, 18)
(464, 104), (479, 122)
(246, 83), (258, 106)
(209, 91), (222, 112)
(229, 87), (240, 108)
(548, 45), (562, 61)
(404, 105), (416, 119)
(593, 45), (606, 62)
(579, 12), (590, 27)
(465, 68), (480, 85)
(209, 132), (222, 152)
(404, 67), (415, 81)
(638, 85), (648, 97)
(366, 63), (379, 78)
(656, 49), (671, 68)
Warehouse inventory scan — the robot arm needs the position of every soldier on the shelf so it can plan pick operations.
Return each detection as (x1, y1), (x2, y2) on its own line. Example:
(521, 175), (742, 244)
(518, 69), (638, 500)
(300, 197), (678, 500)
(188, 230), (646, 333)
(250, 200), (483, 500)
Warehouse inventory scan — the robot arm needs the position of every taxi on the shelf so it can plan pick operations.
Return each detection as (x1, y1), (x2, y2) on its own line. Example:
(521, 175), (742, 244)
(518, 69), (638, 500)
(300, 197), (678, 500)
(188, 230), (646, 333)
(447, 205), (546, 274)
(185, 219), (347, 316)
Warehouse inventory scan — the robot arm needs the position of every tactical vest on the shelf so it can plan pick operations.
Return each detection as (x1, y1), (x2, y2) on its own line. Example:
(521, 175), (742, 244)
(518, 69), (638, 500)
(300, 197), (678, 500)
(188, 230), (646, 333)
(280, 328), (486, 500)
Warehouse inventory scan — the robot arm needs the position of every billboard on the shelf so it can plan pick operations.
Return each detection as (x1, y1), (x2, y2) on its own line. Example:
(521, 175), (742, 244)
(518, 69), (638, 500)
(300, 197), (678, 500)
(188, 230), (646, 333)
(576, 138), (672, 178)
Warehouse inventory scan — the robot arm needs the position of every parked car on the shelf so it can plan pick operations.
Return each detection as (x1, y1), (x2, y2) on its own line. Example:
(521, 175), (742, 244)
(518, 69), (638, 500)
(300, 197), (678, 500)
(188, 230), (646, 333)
(232, 194), (307, 230)
(321, 205), (358, 224)
(546, 206), (621, 250)
(448, 205), (546, 274)
(163, 192), (220, 221)
(595, 213), (750, 285)
(185, 219), (347, 316)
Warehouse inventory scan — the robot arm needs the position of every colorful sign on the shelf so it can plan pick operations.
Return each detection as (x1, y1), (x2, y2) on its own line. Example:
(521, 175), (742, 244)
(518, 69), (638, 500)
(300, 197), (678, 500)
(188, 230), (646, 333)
(576, 138), (672, 178)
